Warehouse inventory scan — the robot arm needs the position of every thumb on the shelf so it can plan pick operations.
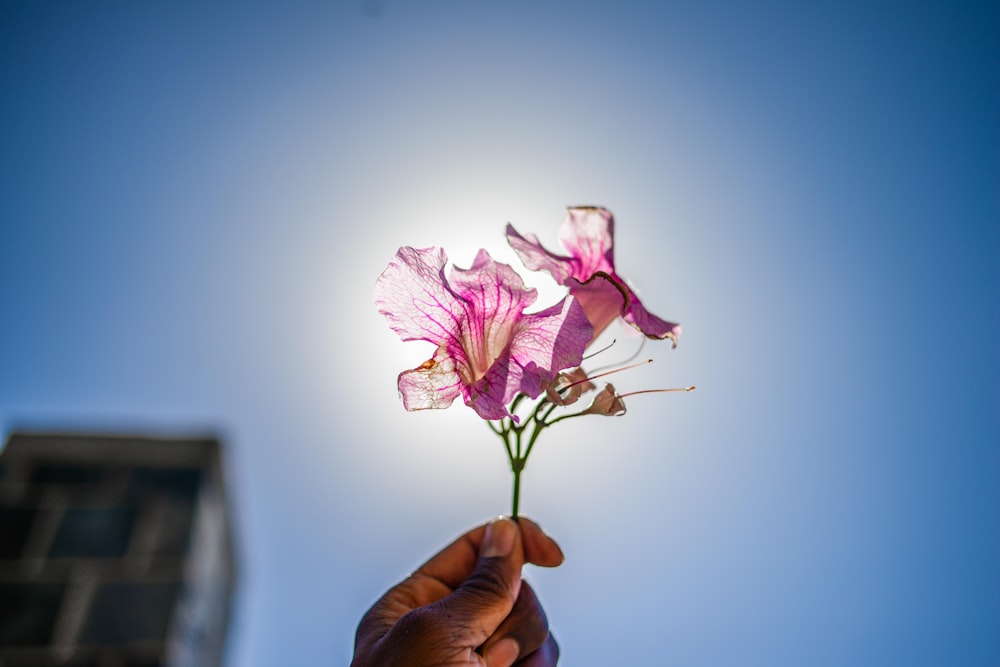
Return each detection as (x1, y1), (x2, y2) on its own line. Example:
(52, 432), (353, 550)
(435, 518), (525, 647)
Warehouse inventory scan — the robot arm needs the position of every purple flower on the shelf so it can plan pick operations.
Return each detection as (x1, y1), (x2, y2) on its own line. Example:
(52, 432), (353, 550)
(375, 246), (593, 420)
(507, 206), (681, 346)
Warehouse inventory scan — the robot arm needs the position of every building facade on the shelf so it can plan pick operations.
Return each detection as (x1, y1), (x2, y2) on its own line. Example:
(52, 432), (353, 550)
(0, 432), (236, 667)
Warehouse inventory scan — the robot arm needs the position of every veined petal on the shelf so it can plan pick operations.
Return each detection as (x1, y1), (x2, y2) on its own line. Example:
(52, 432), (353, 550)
(398, 346), (463, 411)
(464, 297), (592, 420)
(506, 224), (575, 283)
(448, 249), (539, 383)
(466, 352), (522, 420)
(560, 207), (615, 277)
(375, 246), (466, 350)
(510, 297), (592, 387)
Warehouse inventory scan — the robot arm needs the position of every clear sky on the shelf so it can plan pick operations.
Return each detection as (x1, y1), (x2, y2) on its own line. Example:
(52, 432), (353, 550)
(1, 1), (997, 665)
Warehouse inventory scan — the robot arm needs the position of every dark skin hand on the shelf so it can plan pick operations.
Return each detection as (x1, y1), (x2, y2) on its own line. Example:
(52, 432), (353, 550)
(351, 517), (563, 667)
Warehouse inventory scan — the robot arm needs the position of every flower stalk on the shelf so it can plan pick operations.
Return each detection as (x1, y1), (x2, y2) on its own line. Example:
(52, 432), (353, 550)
(492, 392), (565, 520)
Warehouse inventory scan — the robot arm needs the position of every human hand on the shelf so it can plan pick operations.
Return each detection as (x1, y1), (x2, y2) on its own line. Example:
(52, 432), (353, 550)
(351, 517), (564, 667)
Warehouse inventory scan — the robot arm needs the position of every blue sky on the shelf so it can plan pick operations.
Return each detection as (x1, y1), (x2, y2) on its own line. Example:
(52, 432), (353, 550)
(1, 1), (997, 665)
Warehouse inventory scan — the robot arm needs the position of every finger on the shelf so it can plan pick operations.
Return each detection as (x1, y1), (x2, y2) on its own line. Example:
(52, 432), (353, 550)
(415, 516), (561, 591)
(480, 581), (549, 666)
(414, 523), (489, 590)
(516, 634), (559, 667)
(427, 518), (524, 648)
(516, 517), (565, 568)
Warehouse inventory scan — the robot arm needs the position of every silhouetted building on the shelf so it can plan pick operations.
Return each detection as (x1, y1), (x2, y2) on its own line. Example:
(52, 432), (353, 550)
(0, 432), (236, 667)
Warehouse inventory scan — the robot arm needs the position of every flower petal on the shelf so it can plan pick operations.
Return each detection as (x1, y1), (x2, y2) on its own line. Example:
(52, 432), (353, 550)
(375, 246), (465, 349)
(466, 297), (592, 419)
(624, 297), (682, 347)
(466, 351), (522, 420)
(505, 224), (575, 283)
(559, 207), (615, 277)
(447, 249), (538, 384)
(510, 296), (592, 389)
(510, 207), (681, 345)
(397, 346), (463, 411)
(566, 272), (629, 340)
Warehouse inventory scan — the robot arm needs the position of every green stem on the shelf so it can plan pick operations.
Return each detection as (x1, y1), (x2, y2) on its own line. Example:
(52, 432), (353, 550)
(545, 410), (589, 427)
(511, 457), (522, 520)
(490, 399), (557, 520)
(522, 422), (544, 464)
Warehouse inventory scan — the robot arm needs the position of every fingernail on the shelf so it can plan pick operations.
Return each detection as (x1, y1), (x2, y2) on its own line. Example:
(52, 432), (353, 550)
(484, 637), (520, 665)
(482, 518), (517, 558)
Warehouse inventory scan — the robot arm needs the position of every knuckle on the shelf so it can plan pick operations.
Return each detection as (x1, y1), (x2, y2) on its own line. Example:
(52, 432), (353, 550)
(392, 606), (436, 640)
(389, 607), (464, 658)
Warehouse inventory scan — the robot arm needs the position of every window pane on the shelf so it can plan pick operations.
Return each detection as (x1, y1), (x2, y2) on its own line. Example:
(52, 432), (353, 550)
(49, 507), (135, 558)
(129, 468), (203, 503)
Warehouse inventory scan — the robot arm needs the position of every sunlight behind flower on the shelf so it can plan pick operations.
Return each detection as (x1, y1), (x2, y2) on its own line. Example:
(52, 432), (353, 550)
(304, 144), (711, 522)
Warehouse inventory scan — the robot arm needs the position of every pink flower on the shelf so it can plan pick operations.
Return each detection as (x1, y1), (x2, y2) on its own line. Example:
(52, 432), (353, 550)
(375, 246), (593, 420)
(507, 206), (681, 346)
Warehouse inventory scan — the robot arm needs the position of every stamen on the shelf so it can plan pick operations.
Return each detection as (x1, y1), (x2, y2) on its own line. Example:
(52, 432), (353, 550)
(619, 386), (696, 398)
(582, 338), (617, 361)
(565, 358), (653, 390)
(588, 337), (646, 373)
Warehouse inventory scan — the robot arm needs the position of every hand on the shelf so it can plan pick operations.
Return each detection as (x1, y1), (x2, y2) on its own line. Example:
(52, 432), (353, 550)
(351, 517), (564, 666)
